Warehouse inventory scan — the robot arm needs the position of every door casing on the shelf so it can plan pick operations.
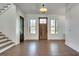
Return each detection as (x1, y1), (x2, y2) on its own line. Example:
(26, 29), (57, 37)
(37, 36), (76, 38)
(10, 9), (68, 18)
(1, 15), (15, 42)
(20, 16), (24, 42)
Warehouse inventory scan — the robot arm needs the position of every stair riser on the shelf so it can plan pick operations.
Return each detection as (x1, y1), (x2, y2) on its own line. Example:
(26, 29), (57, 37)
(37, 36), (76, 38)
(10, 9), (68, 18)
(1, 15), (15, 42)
(0, 39), (8, 43)
(0, 36), (5, 38)
(0, 41), (12, 47)
(0, 35), (5, 36)
(0, 44), (15, 53)
(0, 37), (8, 40)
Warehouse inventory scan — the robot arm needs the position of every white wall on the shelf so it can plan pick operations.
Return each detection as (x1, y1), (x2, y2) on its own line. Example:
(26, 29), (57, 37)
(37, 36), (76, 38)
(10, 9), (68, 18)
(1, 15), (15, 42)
(24, 14), (65, 40)
(65, 4), (79, 52)
(0, 4), (17, 44)
(16, 6), (25, 44)
(0, 4), (25, 45)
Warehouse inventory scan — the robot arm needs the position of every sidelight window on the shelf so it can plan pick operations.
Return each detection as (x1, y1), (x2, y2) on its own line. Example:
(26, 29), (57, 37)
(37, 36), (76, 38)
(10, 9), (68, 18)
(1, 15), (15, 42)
(29, 19), (36, 34)
(50, 19), (56, 34)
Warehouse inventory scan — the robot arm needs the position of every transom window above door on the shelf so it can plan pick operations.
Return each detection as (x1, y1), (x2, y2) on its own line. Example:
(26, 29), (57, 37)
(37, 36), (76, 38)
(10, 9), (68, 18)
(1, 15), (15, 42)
(40, 19), (46, 24)
(39, 17), (48, 24)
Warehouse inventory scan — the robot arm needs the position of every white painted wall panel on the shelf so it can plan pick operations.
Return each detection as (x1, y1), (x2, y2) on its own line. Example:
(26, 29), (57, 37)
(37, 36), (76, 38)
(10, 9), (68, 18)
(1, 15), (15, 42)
(65, 4), (79, 52)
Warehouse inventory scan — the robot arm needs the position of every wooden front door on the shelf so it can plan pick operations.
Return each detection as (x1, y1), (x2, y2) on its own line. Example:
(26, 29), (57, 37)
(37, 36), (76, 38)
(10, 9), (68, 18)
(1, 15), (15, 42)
(39, 17), (48, 40)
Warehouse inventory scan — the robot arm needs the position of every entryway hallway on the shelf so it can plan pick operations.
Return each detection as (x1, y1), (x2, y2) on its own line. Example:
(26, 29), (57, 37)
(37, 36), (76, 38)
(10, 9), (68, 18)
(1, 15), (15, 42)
(0, 3), (79, 56)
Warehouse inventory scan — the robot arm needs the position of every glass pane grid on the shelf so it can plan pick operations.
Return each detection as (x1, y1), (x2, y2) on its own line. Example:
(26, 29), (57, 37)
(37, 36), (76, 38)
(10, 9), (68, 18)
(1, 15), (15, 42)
(29, 19), (36, 34)
(40, 19), (46, 24)
(50, 19), (56, 34)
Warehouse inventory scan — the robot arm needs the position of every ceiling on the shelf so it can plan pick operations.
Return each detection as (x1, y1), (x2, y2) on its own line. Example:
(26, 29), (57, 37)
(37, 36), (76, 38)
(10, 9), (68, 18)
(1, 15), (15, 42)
(14, 3), (66, 15)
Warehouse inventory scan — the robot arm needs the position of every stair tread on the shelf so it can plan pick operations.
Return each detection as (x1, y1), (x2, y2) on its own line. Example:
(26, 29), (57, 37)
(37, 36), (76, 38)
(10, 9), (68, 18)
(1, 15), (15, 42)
(0, 41), (13, 47)
(0, 37), (8, 40)
(0, 40), (10, 44)
(0, 43), (15, 53)
(0, 42), (14, 50)
(0, 38), (8, 42)
(0, 34), (5, 36)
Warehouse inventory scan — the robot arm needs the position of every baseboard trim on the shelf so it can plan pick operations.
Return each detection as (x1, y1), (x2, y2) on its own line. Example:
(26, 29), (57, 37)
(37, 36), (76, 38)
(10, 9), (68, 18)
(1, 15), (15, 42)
(25, 39), (65, 40)
(48, 39), (65, 40)
(65, 41), (79, 52)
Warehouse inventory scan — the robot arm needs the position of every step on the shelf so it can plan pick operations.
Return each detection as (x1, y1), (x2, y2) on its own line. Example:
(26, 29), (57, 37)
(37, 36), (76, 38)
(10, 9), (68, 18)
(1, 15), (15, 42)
(0, 33), (4, 34)
(0, 36), (8, 40)
(0, 36), (8, 39)
(0, 39), (8, 43)
(0, 39), (10, 44)
(0, 36), (5, 39)
(0, 42), (14, 49)
(0, 43), (15, 53)
(0, 34), (5, 36)
(0, 41), (12, 47)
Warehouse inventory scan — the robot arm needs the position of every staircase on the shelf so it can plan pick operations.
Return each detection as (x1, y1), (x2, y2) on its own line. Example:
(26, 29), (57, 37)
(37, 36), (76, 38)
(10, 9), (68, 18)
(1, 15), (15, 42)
(0, 32), (15, 53)
(0, 4), (15, 53)
(0, 3), (12, 15)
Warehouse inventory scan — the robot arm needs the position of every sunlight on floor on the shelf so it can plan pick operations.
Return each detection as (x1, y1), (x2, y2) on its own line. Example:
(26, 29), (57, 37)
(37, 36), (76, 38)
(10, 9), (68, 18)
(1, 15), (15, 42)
(28, 42), (37, 55)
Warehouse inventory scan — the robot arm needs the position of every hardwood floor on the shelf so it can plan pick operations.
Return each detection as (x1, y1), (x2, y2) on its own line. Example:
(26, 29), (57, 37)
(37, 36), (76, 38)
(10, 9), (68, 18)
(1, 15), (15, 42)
(0, 40), (79, 56)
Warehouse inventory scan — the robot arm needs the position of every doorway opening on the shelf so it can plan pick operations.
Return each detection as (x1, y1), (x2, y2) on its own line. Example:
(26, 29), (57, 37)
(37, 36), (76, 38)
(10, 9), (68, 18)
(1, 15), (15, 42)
(39, 17), (48, 40)
(20, 16), (24, 42)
